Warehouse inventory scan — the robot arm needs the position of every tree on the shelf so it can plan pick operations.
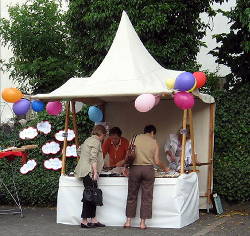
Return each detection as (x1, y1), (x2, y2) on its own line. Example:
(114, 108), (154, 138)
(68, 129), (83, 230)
(210, 0), (250, 88)
(0, 0), (77, 94)
(67, 0), (224, 77)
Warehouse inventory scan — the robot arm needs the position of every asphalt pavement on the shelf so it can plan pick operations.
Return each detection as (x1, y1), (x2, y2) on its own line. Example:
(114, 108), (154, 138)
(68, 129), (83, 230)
(0, 201), (249, 236)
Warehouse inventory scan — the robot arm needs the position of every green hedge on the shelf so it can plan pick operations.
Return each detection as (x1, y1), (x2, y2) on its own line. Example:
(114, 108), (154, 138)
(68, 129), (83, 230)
(0, 106), (93, 206)
(213, 82), (250, 201)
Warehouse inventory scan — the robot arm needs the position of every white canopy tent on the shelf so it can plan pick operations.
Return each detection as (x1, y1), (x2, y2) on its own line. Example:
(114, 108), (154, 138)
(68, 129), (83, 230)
(32, 11), (213, 104)
(32, 11), (215, 228)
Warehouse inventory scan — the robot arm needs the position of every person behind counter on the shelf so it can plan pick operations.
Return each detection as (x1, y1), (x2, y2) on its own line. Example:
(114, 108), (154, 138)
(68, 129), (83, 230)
(124, 125), (169, 230)
(74, 125), (107, 228)
(102, 127), (129, 167)
(164, 125), (192, 172)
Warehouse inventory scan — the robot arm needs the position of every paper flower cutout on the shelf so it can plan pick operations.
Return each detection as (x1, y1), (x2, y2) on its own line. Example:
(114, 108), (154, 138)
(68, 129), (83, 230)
(66, 144), (77, 157)
(55, 129), (75, 142)
(20, 159), (37, 174)
(37, 121), (51, 134)
(42, 141), (60, 155)
(19, 127), (38, 140)
(44, 157), (62, 170)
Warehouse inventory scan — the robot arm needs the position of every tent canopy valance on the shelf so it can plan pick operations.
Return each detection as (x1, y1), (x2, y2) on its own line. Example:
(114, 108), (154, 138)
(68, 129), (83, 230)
(31, 11), (214, 104)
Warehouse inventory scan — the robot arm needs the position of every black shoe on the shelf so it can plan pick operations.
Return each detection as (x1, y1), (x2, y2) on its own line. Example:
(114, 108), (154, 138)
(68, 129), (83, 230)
(87, 223), (96, 228)
(81, 223), (92, 228)
(93, 222), (106, 227)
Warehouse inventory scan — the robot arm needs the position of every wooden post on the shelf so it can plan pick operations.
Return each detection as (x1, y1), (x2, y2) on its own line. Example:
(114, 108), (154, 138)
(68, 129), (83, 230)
(61, 101), (70, 175)
(207, 103), (215, 207)
(180, 109), (188, 174)
(188, 109), (197, 171)
(71, 101), (80, 161)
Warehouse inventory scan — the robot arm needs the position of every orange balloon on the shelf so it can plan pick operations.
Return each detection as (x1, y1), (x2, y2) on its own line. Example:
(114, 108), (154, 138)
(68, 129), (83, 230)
(1, 88), (23, 103)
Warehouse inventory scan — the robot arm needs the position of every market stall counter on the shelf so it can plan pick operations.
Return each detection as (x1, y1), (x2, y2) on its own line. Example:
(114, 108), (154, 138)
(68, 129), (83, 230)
(57, 172), (199, 228)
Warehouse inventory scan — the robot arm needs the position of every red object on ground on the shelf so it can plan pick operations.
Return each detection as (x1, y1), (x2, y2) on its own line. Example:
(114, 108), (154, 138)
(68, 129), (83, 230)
(0, 151), (28, 165)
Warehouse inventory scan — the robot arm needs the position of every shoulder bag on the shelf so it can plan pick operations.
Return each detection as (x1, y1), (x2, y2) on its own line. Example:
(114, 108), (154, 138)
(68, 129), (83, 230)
(124, 134), (137, 168)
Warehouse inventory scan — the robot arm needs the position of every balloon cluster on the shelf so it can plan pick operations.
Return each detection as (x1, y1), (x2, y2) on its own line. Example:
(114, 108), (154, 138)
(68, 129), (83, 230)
(166, 71), (207, 110)
(1, 88), (105, 122)
(1, 88), (30, 115)
(1, 88), (62, 116)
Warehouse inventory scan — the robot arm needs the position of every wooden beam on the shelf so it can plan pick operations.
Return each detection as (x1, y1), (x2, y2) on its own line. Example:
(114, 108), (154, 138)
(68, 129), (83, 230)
(188, 109), (197, 171)
(180, 109), (188, 174)
(71, 101), (80, 161)
(61, 102), (70, 175)
(207, 103), (215, 206)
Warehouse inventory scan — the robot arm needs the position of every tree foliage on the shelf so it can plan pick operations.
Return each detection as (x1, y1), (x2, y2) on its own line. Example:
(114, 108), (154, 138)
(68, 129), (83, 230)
(0, 0), (77, 94)
(213, 82), (250, 201)
(210, 0), (250, 88)
(67, 0), (223, 76)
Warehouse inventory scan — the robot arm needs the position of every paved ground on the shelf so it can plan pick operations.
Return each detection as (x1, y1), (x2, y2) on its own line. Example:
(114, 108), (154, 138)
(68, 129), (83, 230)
(0, 201), (249, 236)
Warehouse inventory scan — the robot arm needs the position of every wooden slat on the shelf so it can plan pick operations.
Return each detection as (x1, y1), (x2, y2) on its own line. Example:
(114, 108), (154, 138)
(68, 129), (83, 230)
(180, 109), (188, 174)
(207, 103), (215, 206)
(188, 109), (197, 171)
(61, 102), (70, 175)
(71, 101), (80, 161)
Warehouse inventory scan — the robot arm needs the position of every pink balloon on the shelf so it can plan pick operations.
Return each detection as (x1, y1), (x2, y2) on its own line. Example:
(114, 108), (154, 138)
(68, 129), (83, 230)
(174, 92), (194, 110)
(135, 94), (156, 112)
(46, 101), (62, 116)
(154, 95), (161, 106)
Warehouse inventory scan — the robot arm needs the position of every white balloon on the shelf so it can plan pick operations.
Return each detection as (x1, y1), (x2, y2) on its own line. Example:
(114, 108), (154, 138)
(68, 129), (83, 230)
(70, 102), (84, 113)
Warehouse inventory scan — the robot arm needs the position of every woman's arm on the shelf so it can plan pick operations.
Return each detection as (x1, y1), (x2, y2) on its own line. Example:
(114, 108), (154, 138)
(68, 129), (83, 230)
(154, 143), (169, 172)
(89, 141), (100, 180)
(166, 150), (176, 162)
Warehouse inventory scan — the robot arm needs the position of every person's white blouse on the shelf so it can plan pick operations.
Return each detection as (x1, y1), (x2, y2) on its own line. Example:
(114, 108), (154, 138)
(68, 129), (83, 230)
(164, 134), (192, 165)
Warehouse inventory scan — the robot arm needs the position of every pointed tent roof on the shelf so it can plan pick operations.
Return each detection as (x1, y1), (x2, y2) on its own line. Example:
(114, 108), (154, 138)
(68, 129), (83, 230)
(32, 11), (214, 103)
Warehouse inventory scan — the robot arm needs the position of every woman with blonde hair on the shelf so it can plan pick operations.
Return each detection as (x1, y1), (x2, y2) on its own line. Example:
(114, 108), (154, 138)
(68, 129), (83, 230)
(74, 125), (107, 228)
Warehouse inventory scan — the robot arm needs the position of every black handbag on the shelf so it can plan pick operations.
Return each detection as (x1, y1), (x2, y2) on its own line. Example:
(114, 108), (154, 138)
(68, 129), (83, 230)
(124, 135), (137, 167)
(82, 184), (103, 206)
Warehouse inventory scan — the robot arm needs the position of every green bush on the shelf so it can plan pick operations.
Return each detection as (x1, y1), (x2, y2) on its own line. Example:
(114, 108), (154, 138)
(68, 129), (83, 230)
(0, 106), (93, 206)
(213, 82), (250, 201)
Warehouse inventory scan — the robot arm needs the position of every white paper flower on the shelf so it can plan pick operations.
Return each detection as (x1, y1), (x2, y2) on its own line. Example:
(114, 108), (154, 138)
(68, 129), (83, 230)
(44, 157), (62, 170)
(19, 127), (38, 140)
(20, 159), (37, 174)
(55, 129), (75, 142)
(42, 141), (60, 155)
(37, 121), (51, 134)
(66, 145), (77, 157)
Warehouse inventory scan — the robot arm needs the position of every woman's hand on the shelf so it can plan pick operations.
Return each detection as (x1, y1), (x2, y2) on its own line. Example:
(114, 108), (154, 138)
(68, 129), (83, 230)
(170, 155), (176, 162)
(92, 172), (99, 181)
(122, 168), (129, 177)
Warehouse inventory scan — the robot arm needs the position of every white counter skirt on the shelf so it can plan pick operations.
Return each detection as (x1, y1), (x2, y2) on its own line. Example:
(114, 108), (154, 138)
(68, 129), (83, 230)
(57, 172), (199, 228)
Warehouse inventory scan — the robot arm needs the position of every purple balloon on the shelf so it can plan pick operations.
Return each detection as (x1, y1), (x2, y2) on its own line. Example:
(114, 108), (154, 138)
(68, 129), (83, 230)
(174, 72), (195, 91)
(174, 92), (195, 110)
(13, 99), (31, 115)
